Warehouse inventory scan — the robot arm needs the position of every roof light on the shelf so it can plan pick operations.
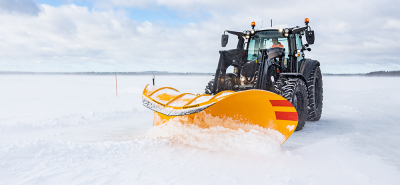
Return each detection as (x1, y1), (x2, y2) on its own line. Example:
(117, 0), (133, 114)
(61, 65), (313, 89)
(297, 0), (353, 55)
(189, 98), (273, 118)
(305, 18), (309, 24)
(285, 28), (289, 33)
(251, 22), (255, 29)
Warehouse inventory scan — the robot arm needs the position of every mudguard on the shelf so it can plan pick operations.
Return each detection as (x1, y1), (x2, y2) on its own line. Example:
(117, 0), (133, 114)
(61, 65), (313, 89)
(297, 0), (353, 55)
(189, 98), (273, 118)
(299, 59), (320, 81)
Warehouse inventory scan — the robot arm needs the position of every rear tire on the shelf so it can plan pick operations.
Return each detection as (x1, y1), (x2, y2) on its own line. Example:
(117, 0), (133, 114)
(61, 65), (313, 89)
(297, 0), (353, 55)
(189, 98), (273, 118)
(275, 77), (308, 131)
(306, 66), (323, 121)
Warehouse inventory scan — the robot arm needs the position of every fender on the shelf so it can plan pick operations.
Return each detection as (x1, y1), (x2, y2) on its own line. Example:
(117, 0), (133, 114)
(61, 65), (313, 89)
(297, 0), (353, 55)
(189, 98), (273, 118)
(279, 73), (307, 86)
(299, 59), (320, 81)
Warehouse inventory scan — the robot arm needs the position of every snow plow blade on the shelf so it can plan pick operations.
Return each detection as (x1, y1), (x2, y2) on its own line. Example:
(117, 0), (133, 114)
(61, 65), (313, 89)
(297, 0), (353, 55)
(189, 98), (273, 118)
(142, 85), (298, 143)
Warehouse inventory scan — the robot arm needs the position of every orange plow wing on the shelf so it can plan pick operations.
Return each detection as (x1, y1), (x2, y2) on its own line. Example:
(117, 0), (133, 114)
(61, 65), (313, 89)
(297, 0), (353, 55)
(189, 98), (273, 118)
(142, 85), (298, 144)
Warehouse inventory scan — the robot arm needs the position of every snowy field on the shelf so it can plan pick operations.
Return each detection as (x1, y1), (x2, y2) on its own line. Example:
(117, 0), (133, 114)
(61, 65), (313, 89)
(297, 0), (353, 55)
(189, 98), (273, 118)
(0, 74), (399, 185)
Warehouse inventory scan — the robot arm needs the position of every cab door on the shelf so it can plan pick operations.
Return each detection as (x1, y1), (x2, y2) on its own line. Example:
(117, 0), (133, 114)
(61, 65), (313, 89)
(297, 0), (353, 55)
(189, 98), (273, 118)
(294, 34), (304, 71)
(288, 34), (297, 72)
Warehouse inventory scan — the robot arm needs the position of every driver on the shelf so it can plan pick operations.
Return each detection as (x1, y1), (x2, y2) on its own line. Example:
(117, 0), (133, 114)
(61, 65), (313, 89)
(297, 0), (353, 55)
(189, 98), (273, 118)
(271, 38), (284, 48)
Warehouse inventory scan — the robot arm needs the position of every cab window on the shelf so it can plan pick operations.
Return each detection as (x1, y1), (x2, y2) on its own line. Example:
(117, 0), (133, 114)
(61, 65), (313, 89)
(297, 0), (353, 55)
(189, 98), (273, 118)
(247, 30), (289, 62)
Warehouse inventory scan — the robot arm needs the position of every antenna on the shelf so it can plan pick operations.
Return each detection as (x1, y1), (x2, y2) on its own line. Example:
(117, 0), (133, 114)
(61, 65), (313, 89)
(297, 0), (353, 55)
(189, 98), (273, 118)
(271, 19), (272, 27)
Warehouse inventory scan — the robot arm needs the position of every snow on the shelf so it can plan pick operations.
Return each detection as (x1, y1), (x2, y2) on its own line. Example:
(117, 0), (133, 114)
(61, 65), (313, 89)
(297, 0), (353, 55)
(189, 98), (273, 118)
(0, 75), (399, 184)
(287, 124), (295, 132)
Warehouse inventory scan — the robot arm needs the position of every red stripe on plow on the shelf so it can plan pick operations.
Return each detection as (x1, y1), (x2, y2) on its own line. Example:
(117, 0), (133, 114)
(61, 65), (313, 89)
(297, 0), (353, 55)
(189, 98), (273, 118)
(275, 111), (298, 121)
(270, 100), (293, 107)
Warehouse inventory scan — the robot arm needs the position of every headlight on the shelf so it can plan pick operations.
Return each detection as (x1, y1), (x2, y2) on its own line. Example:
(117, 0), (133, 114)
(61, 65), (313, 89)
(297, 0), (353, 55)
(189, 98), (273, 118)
(279, 28), (283, 32)
(241, 76), (246, 82)
(250, 29), (255, 35)
(245, 30), (250, 39)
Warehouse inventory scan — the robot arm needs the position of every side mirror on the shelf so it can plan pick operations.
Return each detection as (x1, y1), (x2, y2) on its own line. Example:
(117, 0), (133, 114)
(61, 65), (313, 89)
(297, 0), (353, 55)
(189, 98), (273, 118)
(305, 30), (315, 45)
(221, 34), (228, 47)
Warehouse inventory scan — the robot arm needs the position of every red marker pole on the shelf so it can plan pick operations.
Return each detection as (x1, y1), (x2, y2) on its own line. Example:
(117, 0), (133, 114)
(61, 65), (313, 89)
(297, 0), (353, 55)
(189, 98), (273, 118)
(115, 72), (118, 97)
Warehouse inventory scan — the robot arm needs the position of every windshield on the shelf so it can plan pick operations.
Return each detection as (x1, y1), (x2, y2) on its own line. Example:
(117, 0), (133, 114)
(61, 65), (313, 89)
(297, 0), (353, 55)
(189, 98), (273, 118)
(247, 30), (289, 61)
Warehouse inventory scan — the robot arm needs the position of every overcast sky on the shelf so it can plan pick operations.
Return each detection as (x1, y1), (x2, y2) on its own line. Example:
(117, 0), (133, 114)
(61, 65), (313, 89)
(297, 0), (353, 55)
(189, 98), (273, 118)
(0, 0), (399, 73)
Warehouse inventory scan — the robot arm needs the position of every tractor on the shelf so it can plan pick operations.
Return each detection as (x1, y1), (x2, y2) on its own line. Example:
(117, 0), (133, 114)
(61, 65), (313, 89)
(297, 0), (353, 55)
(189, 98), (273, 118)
(205, 18), (323, 131)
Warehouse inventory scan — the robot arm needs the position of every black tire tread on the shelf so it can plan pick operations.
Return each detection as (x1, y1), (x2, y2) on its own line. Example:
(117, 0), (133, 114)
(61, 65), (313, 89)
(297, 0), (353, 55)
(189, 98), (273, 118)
(306, 66), (323, 121)
(275, 77), (308, 131)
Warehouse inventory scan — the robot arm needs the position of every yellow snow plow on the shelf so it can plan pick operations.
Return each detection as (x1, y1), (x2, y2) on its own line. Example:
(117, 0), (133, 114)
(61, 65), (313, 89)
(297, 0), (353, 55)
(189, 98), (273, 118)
(142, 85), (298, 144)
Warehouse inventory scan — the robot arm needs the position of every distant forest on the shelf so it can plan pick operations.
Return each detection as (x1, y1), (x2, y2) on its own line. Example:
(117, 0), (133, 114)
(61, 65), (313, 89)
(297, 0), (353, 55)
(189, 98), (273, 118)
(322, 70), (400, 77)
(365, 70), (400, 76)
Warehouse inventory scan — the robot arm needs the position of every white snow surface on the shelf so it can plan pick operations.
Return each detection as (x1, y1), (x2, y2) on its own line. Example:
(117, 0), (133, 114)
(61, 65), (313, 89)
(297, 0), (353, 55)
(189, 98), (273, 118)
(0, 75), (399, 185)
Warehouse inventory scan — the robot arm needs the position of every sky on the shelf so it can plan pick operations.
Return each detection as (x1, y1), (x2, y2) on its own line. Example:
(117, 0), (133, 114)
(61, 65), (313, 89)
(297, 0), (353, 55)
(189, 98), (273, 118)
(0, 0), (399, 73)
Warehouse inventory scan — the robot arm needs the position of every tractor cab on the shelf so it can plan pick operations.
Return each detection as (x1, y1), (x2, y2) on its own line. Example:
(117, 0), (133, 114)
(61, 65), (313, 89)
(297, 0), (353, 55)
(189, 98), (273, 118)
(220, 19), (315, 77)
(246, 26), (313, 75)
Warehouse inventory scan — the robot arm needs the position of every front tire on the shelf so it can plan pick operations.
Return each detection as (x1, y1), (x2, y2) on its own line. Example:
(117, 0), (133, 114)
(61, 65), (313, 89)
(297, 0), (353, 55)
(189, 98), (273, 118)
(275, 77), (308, 131)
